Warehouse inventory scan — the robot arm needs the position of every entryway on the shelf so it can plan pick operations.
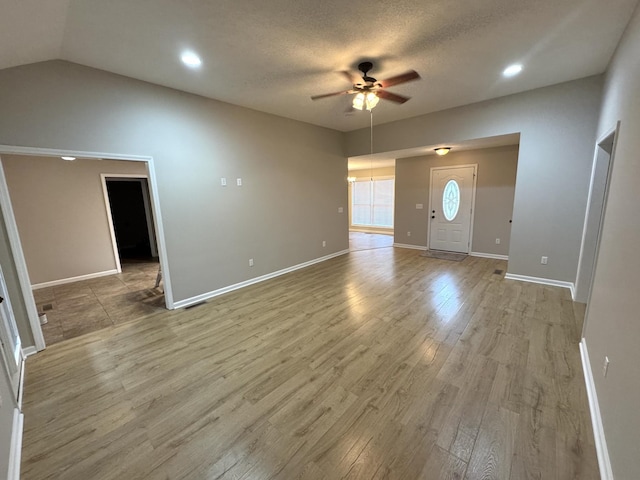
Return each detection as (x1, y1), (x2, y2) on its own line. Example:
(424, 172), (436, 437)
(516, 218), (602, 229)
(429, 165), (477, 253)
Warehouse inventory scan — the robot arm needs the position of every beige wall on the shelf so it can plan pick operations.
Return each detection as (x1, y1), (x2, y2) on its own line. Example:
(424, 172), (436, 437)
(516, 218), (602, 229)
(0, 60), (348, 347)
(583, 2), (640, 478)
(394, 145), (518, 256)
(347, 166), (395, 233)
(346, 76), (602, 283)
(2, 155), (147, 285)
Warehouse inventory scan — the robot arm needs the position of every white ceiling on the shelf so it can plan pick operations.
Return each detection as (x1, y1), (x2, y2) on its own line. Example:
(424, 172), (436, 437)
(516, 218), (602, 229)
(1, 0), (637, 132)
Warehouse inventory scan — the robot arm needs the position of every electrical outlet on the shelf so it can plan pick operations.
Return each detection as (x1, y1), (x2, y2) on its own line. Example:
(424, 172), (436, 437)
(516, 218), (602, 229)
(322, 240), (326, 247)
(249, 258), (254, 267)
(407, 231), (411, 237)
(541, 256), (548, 265)
(220, 177), (227, 186)
(236, 178), (242, 186)
(603, 356), (610, 377)
(338, 207), (344, 213)
(416, 204), (424, 210)
(495, 238), (501, 244)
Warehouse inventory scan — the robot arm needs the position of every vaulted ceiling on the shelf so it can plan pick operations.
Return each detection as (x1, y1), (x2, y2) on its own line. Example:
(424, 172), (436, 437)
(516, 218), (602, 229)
(1, 0), (638, 131)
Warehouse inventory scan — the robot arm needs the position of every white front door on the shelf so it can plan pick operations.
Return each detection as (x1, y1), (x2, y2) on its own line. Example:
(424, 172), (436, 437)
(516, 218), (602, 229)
(0, 264), (22, 395)
(429, 165), (476, 253)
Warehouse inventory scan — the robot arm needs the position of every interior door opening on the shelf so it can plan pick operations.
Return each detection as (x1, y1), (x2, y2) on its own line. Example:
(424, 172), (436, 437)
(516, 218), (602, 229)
(105, 177), (158, 262)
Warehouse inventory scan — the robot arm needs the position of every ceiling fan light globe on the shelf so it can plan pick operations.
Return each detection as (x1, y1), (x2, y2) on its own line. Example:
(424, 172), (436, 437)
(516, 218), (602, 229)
(352, 92), (365, 110)
(365, 92), (379, 110)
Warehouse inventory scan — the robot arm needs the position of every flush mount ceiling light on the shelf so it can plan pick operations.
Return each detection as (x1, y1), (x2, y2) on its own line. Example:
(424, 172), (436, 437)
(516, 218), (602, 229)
(434, 147), (451, 156)
(61, 156), (76, 161)
(181, 51), (202, 68)
(503, 64), (523, 77)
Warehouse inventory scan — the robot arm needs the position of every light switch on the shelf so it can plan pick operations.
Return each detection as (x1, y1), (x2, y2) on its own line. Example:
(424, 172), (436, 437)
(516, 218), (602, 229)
(416, 204), (424, 209)
(220, 177), (227, 186)
(236, 178), (242, 186)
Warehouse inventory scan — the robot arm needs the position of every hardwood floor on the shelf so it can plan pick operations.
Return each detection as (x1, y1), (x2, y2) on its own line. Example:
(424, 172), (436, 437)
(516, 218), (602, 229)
(21, 248), (599, 479)
(349, 232), (394, 251)
(32, 260), (164, 345)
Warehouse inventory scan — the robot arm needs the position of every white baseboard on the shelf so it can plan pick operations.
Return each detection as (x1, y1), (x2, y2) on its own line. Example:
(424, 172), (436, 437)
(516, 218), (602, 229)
(470, 251), (509, 261)
(393, 243), (426, 251)
(32, 269), (119, 290)
(7, 409), (24, 480)
(504, 273), (575, 300)
(580, 339), (613, 480)
(173, 250), (350, 309)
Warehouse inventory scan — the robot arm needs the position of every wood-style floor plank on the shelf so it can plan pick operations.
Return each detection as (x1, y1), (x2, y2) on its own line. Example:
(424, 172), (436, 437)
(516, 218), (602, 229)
(21, 248), (599, 479)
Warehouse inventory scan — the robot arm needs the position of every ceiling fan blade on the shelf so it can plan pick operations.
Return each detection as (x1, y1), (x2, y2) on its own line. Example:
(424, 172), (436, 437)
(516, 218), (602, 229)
(377, 89), (410, 104)
(341, 70), (362, 85)
(311, 90), (351, 100)
(378, 70), (420, 88)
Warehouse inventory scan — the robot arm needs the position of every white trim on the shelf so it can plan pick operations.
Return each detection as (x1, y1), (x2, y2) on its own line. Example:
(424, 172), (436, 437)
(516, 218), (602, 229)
(470, 251), (509, 261)
(17, 349), (28, 408)
(21, 346), (37, 357)
(7, 409), (24, 480)
(31, 269), (119, 290)
(174, 250), (349, 309)
(427, 164), (478, 254)
(0, 144), (175, 315)
(504, 273), (575, 299)
(0, 157), (46, 351)
(393, 243), (426, 251)
(580, 339), (614, 480)
(100, 174), (123, 274)
(349, 227), (394, 235)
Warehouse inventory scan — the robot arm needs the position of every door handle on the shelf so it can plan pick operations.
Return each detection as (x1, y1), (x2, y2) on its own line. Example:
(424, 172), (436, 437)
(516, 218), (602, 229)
(0, 296), (3, 304)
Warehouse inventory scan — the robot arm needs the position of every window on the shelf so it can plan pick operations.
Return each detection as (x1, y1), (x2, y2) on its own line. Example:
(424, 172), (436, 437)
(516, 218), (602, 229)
(442, 179), (460, 221)
(351, 177), (395, 228)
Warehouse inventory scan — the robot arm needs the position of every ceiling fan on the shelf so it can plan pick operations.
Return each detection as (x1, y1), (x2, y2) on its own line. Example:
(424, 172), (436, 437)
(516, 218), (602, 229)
(311, 61), (421, 111)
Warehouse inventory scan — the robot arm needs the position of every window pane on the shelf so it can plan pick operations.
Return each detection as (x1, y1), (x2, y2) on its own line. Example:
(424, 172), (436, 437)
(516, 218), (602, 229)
(351, 177), (394, 228)
(442, 179), (460, 221)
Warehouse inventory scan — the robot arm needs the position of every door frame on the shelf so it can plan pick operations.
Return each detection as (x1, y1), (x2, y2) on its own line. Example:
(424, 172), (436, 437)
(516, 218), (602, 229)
(578, 123), (619, 337)
(101, 174), (159, 273)
(427, 164), (478, 253)
(0, 144), (176, 353)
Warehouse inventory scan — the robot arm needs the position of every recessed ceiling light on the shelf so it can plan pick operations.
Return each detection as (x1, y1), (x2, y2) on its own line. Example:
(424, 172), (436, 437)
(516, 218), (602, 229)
(181, 51), (202, 68)
(61, 156), (76, 161)
(503, 64), (523, 77)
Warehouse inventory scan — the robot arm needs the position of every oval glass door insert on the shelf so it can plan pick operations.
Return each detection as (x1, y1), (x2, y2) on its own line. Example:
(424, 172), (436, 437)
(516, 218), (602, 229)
(442, 179), (460, 221)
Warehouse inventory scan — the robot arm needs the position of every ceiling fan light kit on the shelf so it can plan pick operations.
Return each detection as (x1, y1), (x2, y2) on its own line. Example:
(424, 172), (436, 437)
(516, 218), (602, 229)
(312, 61), (420, 112)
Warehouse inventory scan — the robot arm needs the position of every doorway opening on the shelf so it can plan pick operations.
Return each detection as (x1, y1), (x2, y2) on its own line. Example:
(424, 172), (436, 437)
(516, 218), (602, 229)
(0, 147), (173, 350)
(576, 124), (619, 330)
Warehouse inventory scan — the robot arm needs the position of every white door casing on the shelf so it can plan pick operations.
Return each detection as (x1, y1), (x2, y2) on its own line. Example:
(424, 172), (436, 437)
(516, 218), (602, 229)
(429, 165), (477, 253)
(0, 263), (22, 395)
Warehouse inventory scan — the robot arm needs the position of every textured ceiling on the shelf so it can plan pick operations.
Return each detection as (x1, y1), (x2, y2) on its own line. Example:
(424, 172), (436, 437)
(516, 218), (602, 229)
(1, 0), (638, 132)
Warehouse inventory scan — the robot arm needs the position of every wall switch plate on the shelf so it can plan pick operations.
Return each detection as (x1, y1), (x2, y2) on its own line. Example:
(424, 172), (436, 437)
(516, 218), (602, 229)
(495, 238), (501, 244)
(603, 356), (610, 377)
(322, 240), (326, 247)
(220, 177), (227, 186)
(541, 256), (548, 265)
(416, 204), (424, 209)
(249, 258), (254, 267)
(236, 178), (242, 186)
(338, 207), (344, 213)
